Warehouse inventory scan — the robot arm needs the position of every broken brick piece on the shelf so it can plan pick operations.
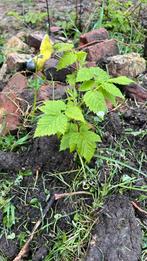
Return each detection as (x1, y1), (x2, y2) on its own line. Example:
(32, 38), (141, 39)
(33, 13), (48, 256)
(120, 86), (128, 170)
(38, 82), (68, 101)
(84, 39), (119, 63)
(0, 93), (20, 135)
(80, 28), (109, 46)
(3, 73), (27, 95)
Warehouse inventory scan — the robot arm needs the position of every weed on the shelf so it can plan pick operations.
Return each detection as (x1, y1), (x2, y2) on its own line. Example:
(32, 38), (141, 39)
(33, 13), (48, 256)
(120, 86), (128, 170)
(0, 133), (29, 152)
(55, 11), (81, 41)
(0, 255), (7, 261)
(24, 11), (47, 25)
(91, 0), (145, 54)
(35, 43), (133, 162)
(28, 76), (45, 118)
(7, 10), (47, 26)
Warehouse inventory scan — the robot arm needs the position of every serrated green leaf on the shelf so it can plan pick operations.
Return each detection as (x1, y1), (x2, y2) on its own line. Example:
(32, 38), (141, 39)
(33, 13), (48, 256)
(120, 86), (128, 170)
(34, 114), (68, 137)
(54, 43), (74, 52)
(66, 73), (76, 86)
(102, 83), (124, 98)
(39, 100), (66, 115)
(60, 123), (101, 161)
(90, 67), (110, 81)
(65, 105), (85, 122)
(76, 51), (87, 65)
(83, 90), (107, 113)
(60, 123), (79, 152)
(108, 76), (134, 85)
(102, 90), (116, 105)
(57, 52), (77, 70)
(76, 68), (94, 82)
(79, 80), (95, 91)
(77, 124), (101, 161)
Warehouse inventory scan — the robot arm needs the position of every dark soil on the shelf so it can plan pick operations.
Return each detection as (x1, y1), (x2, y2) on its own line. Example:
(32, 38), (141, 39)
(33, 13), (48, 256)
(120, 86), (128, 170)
(0, 136), (74, 173)
(85, 195), (142, 261)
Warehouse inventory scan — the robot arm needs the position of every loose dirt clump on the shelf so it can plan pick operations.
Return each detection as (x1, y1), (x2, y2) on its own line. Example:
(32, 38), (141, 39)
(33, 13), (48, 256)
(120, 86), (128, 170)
(85, 195), (142, 261)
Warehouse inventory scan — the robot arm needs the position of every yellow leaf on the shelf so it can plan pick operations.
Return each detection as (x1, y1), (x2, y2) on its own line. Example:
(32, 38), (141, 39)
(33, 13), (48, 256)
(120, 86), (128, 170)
(33, 34), (53, 71)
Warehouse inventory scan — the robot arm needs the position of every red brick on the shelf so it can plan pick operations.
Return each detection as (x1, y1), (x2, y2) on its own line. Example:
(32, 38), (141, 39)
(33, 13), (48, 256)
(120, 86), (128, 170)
(84, 39), (119, 62)
(3, 73), (27, 95)
(0, 93), (20, 135)
(38, 82), (68, 101)
(80, 28), (109, 46)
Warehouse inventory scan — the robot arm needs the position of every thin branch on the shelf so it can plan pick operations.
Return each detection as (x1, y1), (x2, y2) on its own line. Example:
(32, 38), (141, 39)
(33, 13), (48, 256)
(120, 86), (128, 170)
(45, 0), (51, 35)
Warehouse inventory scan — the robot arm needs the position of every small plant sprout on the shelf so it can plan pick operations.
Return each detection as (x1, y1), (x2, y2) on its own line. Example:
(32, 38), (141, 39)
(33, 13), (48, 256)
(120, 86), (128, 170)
(35, 43), (134, 162)
(28, 76), (45, 118)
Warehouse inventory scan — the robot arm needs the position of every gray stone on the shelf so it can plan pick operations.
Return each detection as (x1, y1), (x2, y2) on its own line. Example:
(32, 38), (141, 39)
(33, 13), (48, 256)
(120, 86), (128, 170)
(6, 53), (32, 72)
(107, 53), (146, 78)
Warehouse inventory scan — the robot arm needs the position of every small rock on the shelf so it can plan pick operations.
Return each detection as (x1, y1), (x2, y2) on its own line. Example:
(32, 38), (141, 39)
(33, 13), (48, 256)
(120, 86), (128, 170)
(38, 82), (69, 101)
(50, 26), (61, 34)
(44, 58), (73, 82)
(27, 32), (45, 50)
(84, 39), (119, 63)
(121, 82), (147, 102)
(80, 28), (109, 46)
(3, 73), (27, 95)
(0, 93), (20, 135)
(6, 52), (32, 72)
(5, 36), (29, 55)
(107, 53), (146, 78)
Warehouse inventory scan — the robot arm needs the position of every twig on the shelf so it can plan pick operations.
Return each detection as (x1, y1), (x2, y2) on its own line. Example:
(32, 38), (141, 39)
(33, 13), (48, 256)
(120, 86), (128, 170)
(45, 0), (51, 35)
(54, 191), (92, 200)
(13, 191), (92, 261)
(131, 201), (147, 216)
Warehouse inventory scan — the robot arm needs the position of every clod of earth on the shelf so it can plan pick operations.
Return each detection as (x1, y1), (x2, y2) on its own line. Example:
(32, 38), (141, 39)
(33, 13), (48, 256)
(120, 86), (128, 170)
(85, 195), (142, 261)
(0, 136), (74, 173)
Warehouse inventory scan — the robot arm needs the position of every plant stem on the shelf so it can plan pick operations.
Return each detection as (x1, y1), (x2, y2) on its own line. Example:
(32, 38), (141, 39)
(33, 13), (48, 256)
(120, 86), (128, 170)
(32, 89), (38, 119)
(45, 0), (51, 35)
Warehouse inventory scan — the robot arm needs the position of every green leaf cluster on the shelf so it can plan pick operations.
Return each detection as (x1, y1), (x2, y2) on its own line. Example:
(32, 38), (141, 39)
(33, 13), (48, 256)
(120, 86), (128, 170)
(35, 43), (133, 162)
(34, 100), (101, 162)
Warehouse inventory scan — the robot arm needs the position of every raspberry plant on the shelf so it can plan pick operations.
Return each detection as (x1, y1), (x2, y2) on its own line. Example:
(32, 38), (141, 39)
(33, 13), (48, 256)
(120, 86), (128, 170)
(34, 43), (133, 162)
